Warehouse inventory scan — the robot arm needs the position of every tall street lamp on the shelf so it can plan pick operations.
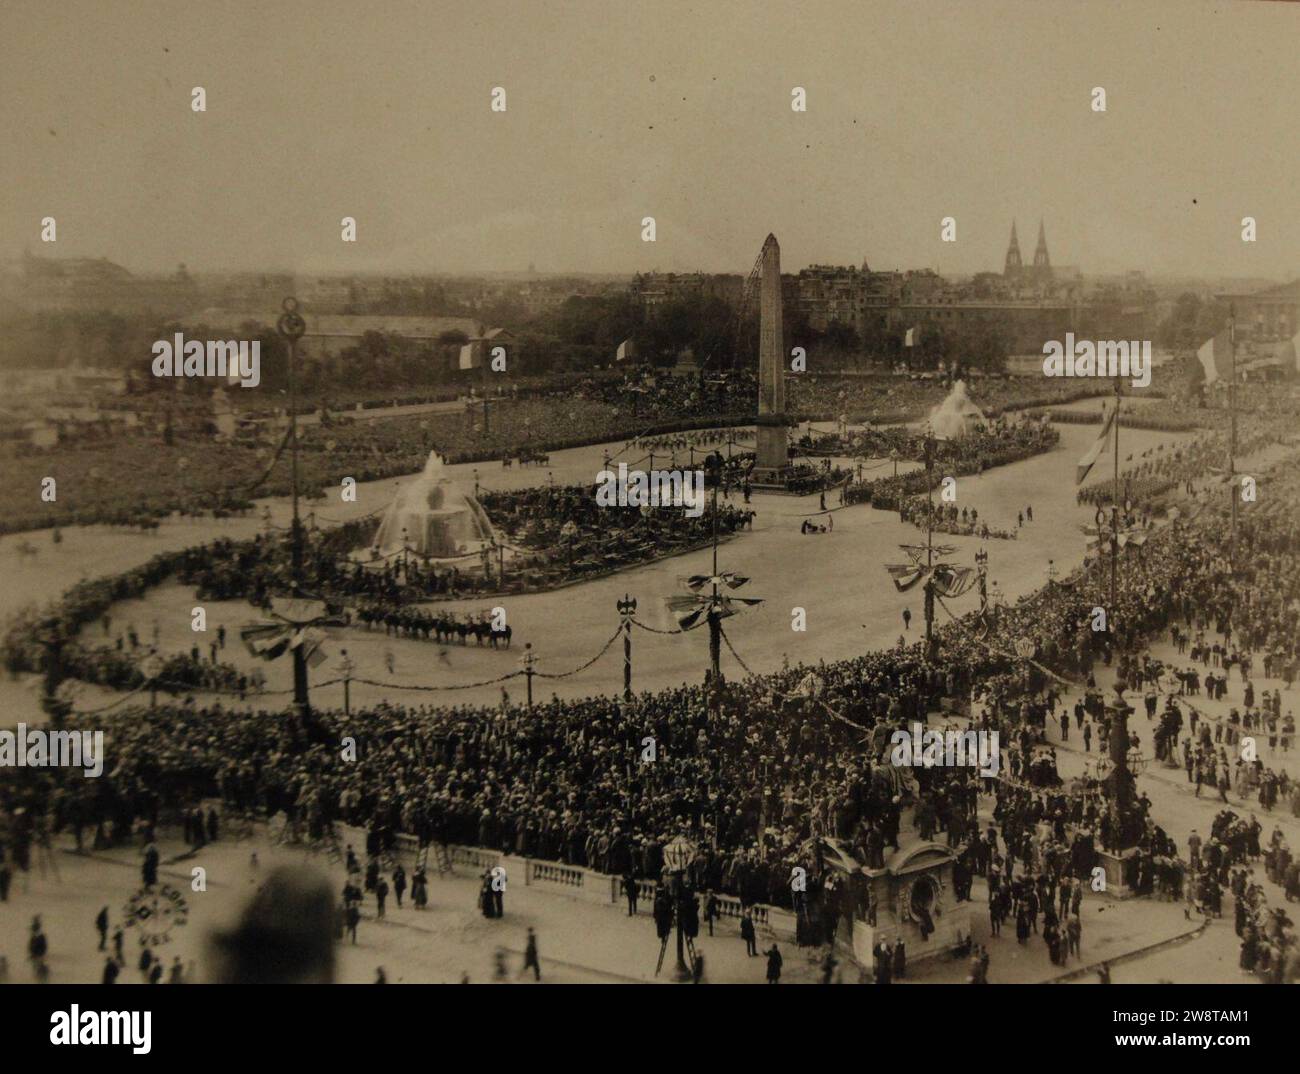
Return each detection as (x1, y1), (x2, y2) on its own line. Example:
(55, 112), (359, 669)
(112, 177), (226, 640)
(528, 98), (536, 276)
(617, 594), (637, 701)
(662, 833), (697, 982)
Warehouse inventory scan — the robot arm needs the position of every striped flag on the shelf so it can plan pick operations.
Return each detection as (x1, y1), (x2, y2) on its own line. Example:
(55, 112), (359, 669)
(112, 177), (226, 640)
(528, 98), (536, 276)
(885, 563), (926, 591)
(665, 593), (763, 631)
(1076, 403), (1117, 485)
(932, 565), (976, 599)
(1196, 325), (1234, 385)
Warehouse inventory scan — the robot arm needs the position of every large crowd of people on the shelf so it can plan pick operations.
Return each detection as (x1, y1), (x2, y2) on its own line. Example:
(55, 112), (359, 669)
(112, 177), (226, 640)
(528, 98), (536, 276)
(844, 419), (1059, 511)
(3, 384), (1299, 984)
(3, 367), (1194, 535)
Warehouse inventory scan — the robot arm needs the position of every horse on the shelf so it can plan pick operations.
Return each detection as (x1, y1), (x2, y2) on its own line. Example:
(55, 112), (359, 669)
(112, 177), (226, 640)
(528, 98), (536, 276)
(489, 624), (513, 649)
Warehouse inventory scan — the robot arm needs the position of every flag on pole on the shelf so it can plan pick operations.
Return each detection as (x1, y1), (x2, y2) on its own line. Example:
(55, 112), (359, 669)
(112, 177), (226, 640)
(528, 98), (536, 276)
(1196, 325), (1233, 385)
(931, 564), (976, 599)
(665, 593), (763, 631)
(1075, 403), (1116, 485)
(885, 563), (926, 591)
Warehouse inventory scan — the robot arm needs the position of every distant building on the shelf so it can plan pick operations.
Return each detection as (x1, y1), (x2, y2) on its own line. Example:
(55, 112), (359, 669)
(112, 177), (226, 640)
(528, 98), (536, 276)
(2, 252), (198, 314)
(1214, 280), (1299, 342)
(630, 272), (744, 313)
(186, 309), (487, 358)
(1003, 220), (1053, 289)
(782, 224), (1154, 353)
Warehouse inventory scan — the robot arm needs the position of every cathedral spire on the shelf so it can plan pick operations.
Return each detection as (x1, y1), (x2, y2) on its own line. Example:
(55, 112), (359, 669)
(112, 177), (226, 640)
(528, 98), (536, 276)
(1004, 220), (1022, 278)
(1032, 219), (1052, 281)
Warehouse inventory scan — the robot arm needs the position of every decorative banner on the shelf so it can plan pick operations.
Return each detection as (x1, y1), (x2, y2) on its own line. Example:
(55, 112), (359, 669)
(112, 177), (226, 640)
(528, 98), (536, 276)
(683, 572), (751, 592)
(241, 598), (345, 666)
(1076, 403), (1116, 484)
(666, 593), (764, 631)
(885, 563), (925, 592)
(931, 564), (976, 598)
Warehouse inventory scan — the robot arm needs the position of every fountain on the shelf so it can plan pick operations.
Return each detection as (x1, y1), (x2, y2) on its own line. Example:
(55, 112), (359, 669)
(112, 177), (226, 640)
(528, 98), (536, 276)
(925, 380), (986, 440)
(371, 452), (496, 560)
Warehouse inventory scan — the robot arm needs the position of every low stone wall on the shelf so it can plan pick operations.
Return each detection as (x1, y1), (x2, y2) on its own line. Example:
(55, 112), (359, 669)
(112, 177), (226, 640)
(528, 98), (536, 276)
(369, 829), (797, 941)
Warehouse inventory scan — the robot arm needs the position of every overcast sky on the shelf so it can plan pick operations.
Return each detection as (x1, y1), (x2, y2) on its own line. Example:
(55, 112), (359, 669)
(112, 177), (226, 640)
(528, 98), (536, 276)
(2, 0), (1296, 279)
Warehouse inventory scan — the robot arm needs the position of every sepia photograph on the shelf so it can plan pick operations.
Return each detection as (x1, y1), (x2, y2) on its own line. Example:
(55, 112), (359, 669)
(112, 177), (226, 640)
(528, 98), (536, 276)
(0, 0), (1297, 1049)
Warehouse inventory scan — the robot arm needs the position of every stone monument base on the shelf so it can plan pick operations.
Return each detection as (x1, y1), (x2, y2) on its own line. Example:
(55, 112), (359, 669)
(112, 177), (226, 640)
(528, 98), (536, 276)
(846, 841), (973, 971)
(1096, 846), (1141, 899)
(751, 422), (792, 488)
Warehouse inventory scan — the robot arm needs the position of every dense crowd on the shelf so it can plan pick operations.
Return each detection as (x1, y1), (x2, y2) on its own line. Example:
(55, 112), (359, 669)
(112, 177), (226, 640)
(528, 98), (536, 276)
(4, 395), (1299, 982)
(844, 420), (1059, 510)
(2, 370), (1173, 535)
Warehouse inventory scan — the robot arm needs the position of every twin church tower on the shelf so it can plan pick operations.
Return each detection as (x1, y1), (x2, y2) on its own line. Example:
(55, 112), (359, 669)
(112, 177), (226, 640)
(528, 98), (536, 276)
(1003, 219), (1053, 287)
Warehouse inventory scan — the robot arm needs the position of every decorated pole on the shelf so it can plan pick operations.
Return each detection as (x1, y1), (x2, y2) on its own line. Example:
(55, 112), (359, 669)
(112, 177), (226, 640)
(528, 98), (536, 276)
(923, 428), (937, 660)
(522, 643), (537, 709)
(617, 594), (637, 701)
(276, 297), (310, 716)
(1228, 303), (1238, 570)
(1109, 375), (1121, 611)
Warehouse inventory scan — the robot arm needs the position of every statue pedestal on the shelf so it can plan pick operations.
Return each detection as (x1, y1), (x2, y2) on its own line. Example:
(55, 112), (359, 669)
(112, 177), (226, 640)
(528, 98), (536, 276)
(848, 842), (972, 971)
(751, 421), (792, 488)
(1095, 846), (1141, 899)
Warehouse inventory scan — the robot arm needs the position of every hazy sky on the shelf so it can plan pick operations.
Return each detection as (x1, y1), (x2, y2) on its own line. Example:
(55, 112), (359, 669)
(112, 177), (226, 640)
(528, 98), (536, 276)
(3, 0), (1297, 278)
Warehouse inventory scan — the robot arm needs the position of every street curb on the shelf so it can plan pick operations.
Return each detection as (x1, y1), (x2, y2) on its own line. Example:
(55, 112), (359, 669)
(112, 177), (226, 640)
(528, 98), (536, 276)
(1046, 912), (1214, 983)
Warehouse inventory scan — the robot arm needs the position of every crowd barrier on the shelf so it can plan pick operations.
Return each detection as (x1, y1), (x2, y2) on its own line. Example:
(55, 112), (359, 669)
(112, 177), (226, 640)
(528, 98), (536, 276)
(375, 829), (793, 937)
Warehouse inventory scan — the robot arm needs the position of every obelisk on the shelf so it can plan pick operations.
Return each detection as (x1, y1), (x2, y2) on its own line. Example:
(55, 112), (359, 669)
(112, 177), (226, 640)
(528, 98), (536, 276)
(754, 233), (789, 480)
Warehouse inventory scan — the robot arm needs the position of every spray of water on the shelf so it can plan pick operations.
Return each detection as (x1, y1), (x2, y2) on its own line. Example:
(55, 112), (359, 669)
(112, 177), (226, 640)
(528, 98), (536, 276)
(926, 379), (986, 440)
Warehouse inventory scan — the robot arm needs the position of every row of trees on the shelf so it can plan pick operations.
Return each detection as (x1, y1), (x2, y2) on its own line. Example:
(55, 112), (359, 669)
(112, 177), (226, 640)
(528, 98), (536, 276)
(1156, 292), (1230, 351)
(522, 290), (1013, 375)
(1, 282), (1045, 401)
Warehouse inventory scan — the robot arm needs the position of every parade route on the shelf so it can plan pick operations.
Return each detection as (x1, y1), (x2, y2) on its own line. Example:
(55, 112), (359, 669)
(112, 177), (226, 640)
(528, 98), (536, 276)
(4, 398), (1199, 718)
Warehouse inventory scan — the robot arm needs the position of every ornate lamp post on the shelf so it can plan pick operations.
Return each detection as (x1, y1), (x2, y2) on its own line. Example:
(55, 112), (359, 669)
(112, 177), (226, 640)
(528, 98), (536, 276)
(662, 833), (697, 982)
(616, 594), (637, 701)
(36, 616), (70, 729)
(521, 643), (537, 709)
(141, 651), (164, 712)
(336, 648), (356, 715)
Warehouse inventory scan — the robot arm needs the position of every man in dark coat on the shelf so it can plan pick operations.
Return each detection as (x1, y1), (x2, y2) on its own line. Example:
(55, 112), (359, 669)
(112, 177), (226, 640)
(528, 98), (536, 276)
(765, 943), (783, 984)
(142, 843), (159, 887)
(740, 910), (757, 955)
